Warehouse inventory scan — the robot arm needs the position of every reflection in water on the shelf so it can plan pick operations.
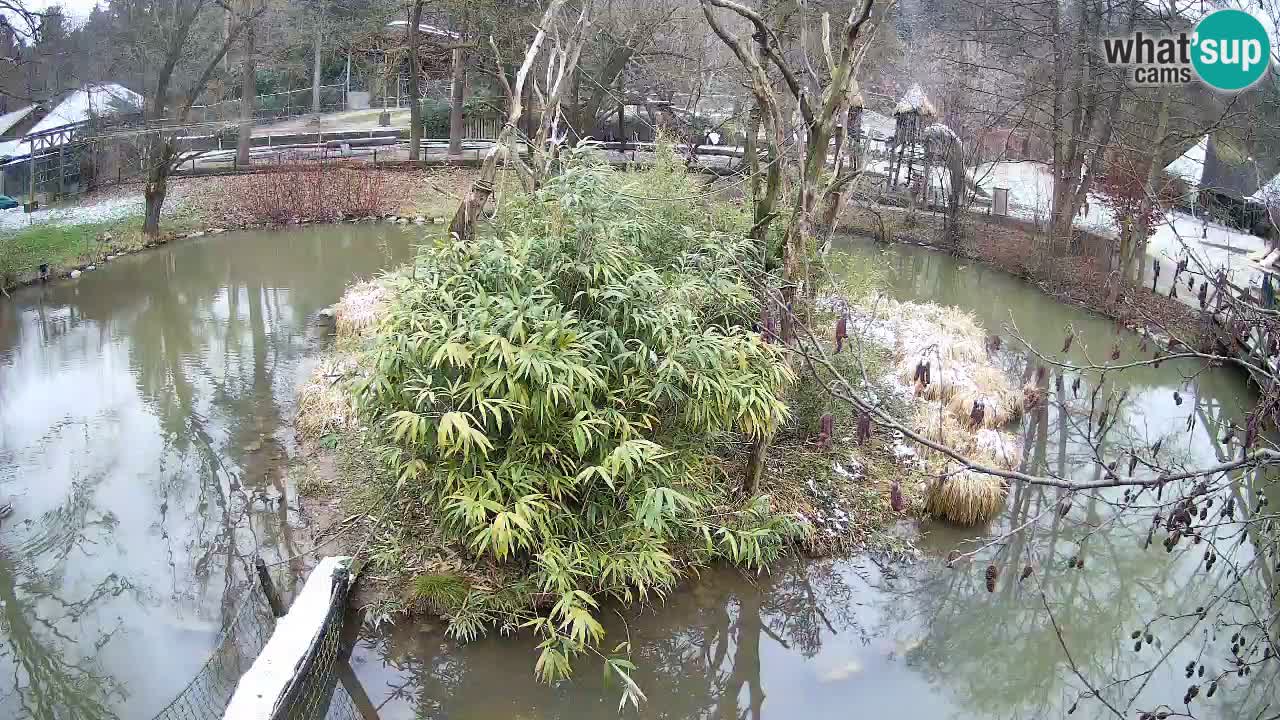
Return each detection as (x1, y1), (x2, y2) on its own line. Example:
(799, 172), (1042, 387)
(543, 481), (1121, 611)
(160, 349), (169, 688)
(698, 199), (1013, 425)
(348, 239), (1277, 719)
(0, 226), (417, 718)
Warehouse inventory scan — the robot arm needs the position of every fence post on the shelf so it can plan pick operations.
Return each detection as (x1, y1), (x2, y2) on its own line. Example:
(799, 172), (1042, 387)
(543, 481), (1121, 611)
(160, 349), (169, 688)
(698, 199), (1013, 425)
(255, 557), (285, 617)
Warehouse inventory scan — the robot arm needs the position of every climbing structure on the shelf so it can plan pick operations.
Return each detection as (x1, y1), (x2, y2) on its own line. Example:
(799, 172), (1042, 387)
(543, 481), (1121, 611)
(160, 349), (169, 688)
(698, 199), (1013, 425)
(887, 83), (937, 196)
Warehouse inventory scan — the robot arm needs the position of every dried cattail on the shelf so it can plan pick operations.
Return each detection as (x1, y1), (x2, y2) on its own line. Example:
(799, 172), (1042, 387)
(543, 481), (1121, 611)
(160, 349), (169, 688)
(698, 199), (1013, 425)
(1131, 629), (1142, 639)
(835, 316), (848, 353)
(1206, 681), (1217, 697)
(1062, 333), (1074, 354)
(1071, 376), (1081, 398)
(1110, 341), (1122, 360)
(856, 411), (872, 445)
(819, 413), (834, 449)
(1055, 373), (1064, 392)
(985, 564), (999, 592)
(1198, 664), (1205, 677)
(1173, 391), (1182, 405)
(1098, 410), (1109, 434)
(890, 481), (904, 512)
(1020, 565), (1033, 581)
(1129, 454), (1139, 475)
(1059, 498), (1071, 517)
(969, 400), (986, 428)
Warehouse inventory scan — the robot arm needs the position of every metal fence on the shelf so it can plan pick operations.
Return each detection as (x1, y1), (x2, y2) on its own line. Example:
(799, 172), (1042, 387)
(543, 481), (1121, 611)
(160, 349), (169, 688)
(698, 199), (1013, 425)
(149, 584), (277, 720)
(145, 558), (375, 720)
(189, 86), (349, 125)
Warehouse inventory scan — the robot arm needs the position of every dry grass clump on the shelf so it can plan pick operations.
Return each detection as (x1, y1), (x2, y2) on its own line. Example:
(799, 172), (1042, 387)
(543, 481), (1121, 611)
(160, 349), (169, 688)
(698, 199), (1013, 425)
(334, 280), (389, 343)
(944, 365), (1025, 428)
(297, 280), (395, 440)
(924, 469), (1006, 526)
(297, 355), (362, 439)
(886, 302), (1025, 427)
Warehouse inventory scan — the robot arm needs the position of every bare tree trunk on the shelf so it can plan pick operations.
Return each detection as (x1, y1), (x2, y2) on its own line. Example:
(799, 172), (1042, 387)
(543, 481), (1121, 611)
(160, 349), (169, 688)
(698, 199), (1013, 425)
(447, 46), (464, 158)
(407, 0), (423, 161)
(311, 20), (322, 117)
(143, 133), (173, 237)
(236, 13), (255, 167)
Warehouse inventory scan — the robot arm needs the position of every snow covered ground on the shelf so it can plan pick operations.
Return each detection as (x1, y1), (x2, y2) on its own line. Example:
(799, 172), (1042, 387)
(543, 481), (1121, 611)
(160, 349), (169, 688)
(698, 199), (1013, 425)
(0, 192), (144, 232)
(968, 159), (1270, 296)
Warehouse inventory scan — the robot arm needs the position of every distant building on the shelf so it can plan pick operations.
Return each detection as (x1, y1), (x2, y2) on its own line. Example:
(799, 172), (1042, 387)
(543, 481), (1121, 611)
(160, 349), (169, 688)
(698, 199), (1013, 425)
(0, 83), (143, 200)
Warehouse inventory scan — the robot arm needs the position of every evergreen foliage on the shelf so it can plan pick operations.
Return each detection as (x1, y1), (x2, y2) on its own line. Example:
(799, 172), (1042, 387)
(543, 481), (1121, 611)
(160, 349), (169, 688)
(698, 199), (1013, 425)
(358, 149), (804, 679)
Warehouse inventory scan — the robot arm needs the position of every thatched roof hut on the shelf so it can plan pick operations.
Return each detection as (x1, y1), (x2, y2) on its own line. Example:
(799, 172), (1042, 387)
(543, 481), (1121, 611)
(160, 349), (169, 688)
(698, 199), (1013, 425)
(893, 83), (937, 118)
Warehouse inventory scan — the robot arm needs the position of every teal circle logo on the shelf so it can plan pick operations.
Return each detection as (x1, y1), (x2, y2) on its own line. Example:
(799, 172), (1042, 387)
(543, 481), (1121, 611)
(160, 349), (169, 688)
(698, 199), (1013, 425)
(1192, 9), (1271, 91)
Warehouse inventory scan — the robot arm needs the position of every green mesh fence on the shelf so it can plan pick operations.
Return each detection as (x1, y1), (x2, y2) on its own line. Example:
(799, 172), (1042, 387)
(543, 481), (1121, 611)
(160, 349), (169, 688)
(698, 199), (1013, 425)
(148, 563), (372, 720)
(148, 585), (277, 720)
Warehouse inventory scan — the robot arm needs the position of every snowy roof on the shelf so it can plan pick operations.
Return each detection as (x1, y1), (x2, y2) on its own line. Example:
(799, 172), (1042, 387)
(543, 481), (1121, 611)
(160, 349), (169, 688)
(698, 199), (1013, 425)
(0, 104), (36, 136)
(384, 20), (461, 40)
(894, 84), (936, 117)
(862, 110), (895, 140)
(924, 122), (959, 143)
(0, 84), (142, 160)
(1164, 136), (1207, 187)
(1249, 171), (1280, 203)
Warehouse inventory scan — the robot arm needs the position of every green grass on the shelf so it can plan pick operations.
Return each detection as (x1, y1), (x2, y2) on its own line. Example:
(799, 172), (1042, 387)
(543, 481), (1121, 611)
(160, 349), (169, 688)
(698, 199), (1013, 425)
(0, 210), (202, 291)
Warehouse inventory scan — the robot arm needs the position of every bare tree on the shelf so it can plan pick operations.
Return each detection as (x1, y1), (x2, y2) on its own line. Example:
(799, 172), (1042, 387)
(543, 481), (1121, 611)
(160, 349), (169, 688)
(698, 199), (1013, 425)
(117, 0), (263, 235)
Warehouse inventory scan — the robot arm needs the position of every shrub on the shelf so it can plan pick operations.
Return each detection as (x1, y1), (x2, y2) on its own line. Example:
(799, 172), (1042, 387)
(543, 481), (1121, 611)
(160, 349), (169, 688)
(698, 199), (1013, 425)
(235, 162), (388, 225)
(358, 150), (802, 680)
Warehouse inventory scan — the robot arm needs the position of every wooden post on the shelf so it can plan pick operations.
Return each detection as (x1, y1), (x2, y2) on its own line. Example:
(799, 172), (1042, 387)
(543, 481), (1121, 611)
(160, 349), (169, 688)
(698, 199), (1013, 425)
(255, 557), (285, 617)
(616, 70), (625, 154)
(27, 138), (35, 204)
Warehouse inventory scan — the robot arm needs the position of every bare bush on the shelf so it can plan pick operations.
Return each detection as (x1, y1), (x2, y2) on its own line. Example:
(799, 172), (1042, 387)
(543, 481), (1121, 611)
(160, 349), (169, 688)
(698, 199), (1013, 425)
(234, 162), (389, 225)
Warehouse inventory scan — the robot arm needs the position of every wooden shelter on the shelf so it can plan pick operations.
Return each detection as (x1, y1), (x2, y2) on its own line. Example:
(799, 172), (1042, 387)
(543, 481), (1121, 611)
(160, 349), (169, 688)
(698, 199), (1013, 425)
(887, 83), (937, 195)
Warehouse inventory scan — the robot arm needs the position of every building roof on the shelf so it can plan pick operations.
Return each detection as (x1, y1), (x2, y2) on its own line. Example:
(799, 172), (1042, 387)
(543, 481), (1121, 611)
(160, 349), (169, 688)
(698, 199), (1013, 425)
(0, 83), (143, 160)
(384, 20), (461, 40)
(1164, 136), (1207, 187)
(0, 104), (37, 137)
(894, 84), (936, 117)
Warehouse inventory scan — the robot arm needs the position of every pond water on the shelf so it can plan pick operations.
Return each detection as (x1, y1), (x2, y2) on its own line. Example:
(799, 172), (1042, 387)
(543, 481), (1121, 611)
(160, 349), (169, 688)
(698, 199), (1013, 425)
(0, 229), (1273, 719)
(0, 224), (416, 718)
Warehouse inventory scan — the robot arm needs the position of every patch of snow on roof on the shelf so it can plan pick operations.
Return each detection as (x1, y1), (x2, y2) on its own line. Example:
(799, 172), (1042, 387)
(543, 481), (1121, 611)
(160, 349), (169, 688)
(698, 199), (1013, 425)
(0, 84), (142, 160)
(1164, 136), (1207, 187)
(0, 105), (36, 136)
(1249, 169), (1280, 203)
(924, 123), (959, 143)
(861, 110), (895, 140)
(385, 20), (461, 39)
(894, 83), (935, 116)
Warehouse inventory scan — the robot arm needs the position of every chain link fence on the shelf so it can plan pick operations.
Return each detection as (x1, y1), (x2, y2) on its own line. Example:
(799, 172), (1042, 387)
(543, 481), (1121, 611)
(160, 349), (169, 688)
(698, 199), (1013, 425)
(149, 584), (278, 720)
(146, 560), (373, 720)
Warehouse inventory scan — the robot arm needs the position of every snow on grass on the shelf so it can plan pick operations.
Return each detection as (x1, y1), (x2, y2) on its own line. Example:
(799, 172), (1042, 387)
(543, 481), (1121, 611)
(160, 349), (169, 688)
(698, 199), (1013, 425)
(0, 192), (145, 233)
(1146, 211), (1267, 294)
